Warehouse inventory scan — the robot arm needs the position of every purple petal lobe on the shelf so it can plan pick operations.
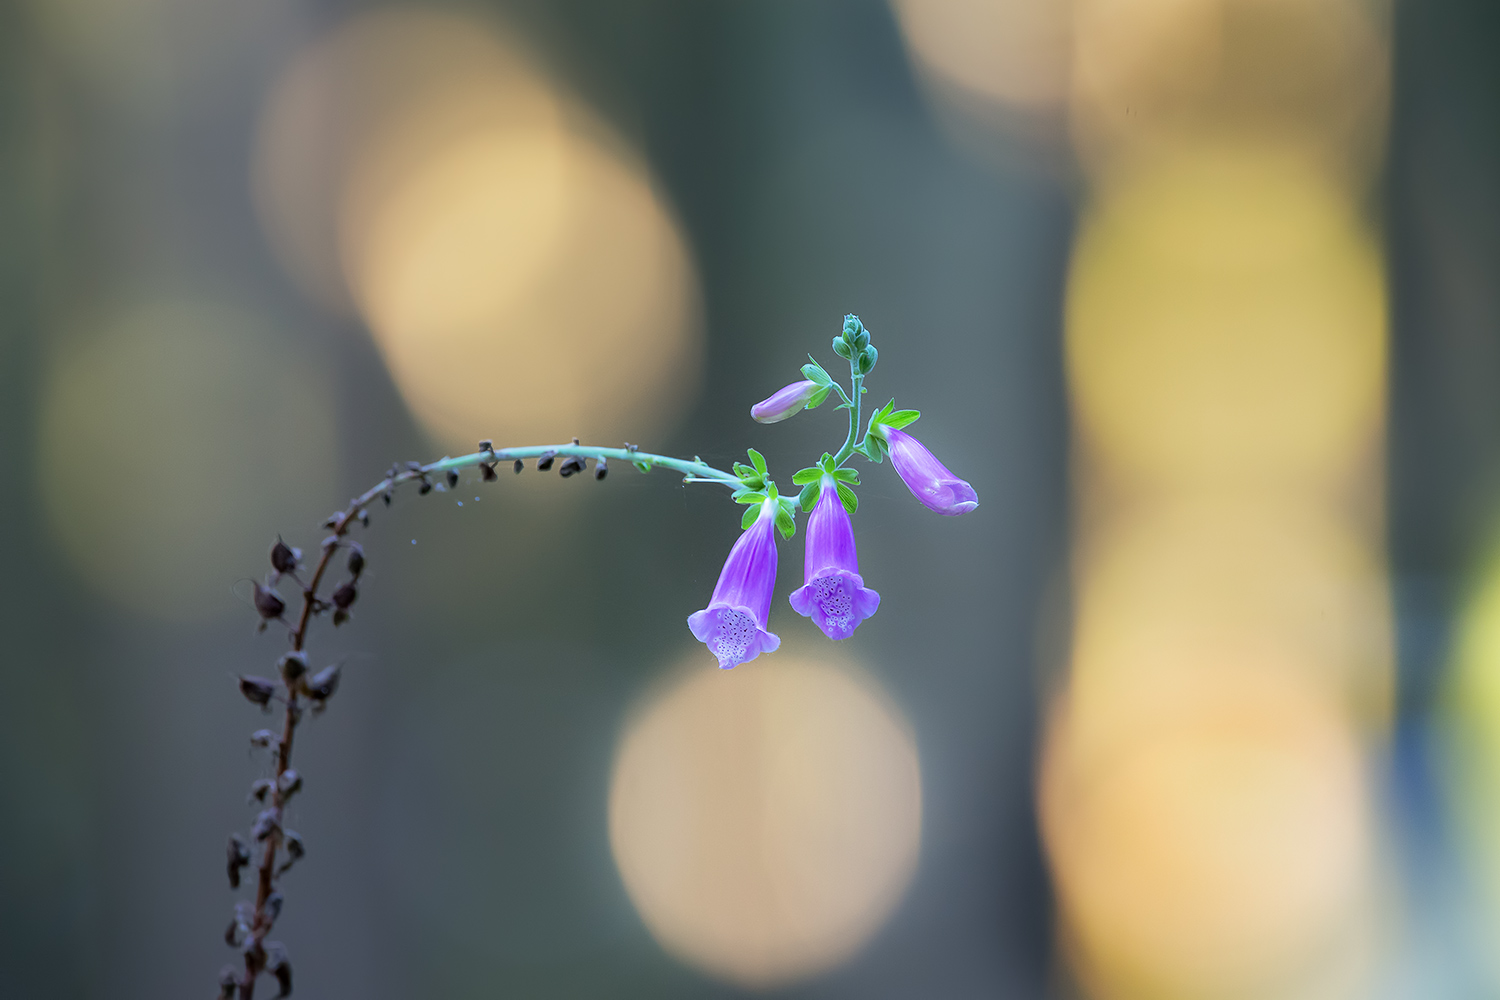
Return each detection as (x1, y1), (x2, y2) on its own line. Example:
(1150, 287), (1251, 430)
(750, 380), (819, 423)
(789, 480), (880, 640)
(881, 426), (979, 516)
(689, 505), (782, 668)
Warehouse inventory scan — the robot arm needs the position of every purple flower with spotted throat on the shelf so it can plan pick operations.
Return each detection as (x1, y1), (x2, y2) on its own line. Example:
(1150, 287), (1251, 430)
(750, 380), (820, 423)
(688, 501), (782, 668)
(878, 425), (979, 516)
(789, 477), (880, 640)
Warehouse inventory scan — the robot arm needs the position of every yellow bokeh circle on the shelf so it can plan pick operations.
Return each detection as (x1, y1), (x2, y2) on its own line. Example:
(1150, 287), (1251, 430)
(609, 655), (921, 988)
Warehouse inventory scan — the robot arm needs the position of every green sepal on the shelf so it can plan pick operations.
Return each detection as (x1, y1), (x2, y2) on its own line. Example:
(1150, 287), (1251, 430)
(746, 449), (768, 478)
(884, 408), (920, 430)
(741, 504), (760, 530)
(836, 482), (858, 514)
(857, 344), (877, 374)
(806, 385), (832, 409)
(797, 481), (820, 512)
(801, 359), (833, 386)
(774, 496), (797, 540)
(832, 467), (859, 484)
(832, 337), (853, 359)
(733, 489), (766, 505)
(791, 466), (823, 486)
(732, 460), (765, 491)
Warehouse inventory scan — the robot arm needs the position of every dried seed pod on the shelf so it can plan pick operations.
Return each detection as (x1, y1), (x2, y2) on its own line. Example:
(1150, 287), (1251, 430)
(248, 778), (274, 804)
(558, 455), (586, 478)
(283, 830), (305, 861)
(219, 965), (239, 999)
(251, 809), (278, 842)
(595, 458), (608, 481)
(332, 608), (349, 627)
(357, 508), (370, 527)
(253, 584), (285, 622)
(278, 652), (307, 686)
(307, 664), (340, 702)
(536, 450), (557, 471)
(250, 729), (279, 750)
(278, 770), (302, 798)
(346, 544), (365, 577)
(270, 538), (300, 575)
(265, 891), (284, 923)
(513, 459), (523, 474)
(225, 918), (244, 947)
(445, 470), (458, 489)
(382, 491), (393, 507)
(239, 676), (276, 709)
(227, 834), (251, 889)
(266, 945), (292, 998)
(332, 581), (357, 610)
(418, 478), (433, 495)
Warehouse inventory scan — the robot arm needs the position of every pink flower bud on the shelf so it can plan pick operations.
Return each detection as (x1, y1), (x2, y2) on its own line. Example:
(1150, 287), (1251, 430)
(750, 380), (819, 423)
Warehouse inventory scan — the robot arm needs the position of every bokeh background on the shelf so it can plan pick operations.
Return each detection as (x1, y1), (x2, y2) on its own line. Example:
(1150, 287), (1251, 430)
(1, 1), (1499, 997)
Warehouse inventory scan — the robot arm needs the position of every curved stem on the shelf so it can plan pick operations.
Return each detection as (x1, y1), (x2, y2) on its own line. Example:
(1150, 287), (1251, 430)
(234, 440), (734, 998)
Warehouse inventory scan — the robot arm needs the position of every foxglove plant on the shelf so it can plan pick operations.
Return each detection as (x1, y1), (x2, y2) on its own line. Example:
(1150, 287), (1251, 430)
(216, 314), (974, 998)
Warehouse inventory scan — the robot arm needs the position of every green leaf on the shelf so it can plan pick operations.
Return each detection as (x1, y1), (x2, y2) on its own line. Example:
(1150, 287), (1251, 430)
(836, 481), (858, 515)
(832, 468), (860, 484)
(747, 448), (768, 478)
(791, 466), (823, 486)
(884, 408), (921, 430)
(801, 360), (832, 386)
(806, 385), (832, 409)
(733, 490), (766, 505)
(742, 504), (760, 530)
(797, 481), (820, 513)
(775, 504), (796, 541)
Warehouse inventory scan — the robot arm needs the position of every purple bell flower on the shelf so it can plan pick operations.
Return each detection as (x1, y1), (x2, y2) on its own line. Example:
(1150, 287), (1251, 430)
(688, 502), (782, 668)
(879, 425), (979, 516)
(750, 380), (819, 423)
(789, 479), (880, 640)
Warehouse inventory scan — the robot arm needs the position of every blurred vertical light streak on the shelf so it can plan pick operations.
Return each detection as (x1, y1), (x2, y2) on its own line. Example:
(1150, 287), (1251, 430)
(1038, 1), (1395, 998)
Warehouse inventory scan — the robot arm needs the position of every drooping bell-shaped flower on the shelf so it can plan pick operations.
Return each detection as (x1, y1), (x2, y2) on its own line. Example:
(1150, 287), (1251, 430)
(878, 425), (979, 516)
(751, 380), (819, 423)
(789, 478), (880, 640)
(688, 501), (782, 668)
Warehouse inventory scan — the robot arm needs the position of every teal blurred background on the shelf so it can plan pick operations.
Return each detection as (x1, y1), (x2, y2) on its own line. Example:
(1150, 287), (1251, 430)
(2, 1), (1500, 998)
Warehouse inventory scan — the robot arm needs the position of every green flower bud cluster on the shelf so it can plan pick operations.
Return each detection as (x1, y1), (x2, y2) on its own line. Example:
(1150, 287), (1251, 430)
(831, 314), (878, 375)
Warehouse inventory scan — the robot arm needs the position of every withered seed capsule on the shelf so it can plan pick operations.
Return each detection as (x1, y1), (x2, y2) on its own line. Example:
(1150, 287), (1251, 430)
(239, 676), (276, 708)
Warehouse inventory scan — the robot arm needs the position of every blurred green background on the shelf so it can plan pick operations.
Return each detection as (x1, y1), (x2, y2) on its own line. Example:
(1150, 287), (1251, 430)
(3, 1), (1500, 998)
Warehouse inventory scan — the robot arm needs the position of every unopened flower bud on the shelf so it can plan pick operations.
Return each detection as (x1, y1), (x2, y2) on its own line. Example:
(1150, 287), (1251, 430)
(346, 544), (365, 578)
(278, 652), (307, 685)
(227, 834), (251, 889)
(832, 336), (852, 359)
(751, 380), (819, 423)
(253, 584), (285, 622)
(857, 344), (877, 374)
(239, 676), (276, 709)
(558, 455), (586, 477)
(536, 450), (557, 471)
(595, 458), (608, 481)
(270, 538), (300, 574)
(332, 581), (357, 610)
